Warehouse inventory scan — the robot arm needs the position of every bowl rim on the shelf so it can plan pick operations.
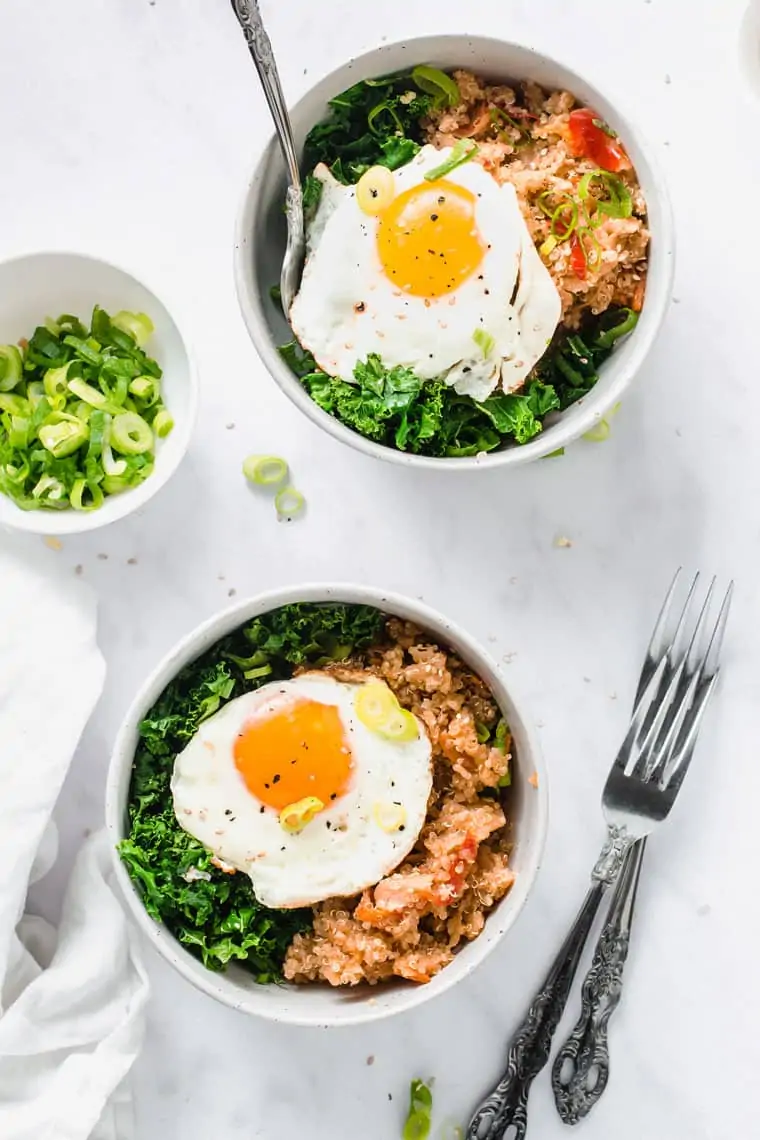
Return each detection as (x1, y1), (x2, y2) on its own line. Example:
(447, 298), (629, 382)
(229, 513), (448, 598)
(0, 248), (199, 535)
(234, 32), (675, 471)
(105, 582), (548, 1026)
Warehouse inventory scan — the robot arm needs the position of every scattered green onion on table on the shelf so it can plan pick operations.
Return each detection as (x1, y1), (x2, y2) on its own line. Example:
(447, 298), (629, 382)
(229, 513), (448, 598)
(242, 452), (306, 521)
(403, 1079), (433, 1140)
(0, 306), (170, 511)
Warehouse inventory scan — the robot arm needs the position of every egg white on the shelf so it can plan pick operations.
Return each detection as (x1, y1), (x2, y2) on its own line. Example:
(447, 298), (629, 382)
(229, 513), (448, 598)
(290, 145), (561, 401)
(171, 674), (433, 909)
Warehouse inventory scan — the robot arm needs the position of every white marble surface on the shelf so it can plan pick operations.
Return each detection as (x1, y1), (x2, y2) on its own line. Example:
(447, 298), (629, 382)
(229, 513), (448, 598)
(2, 0), (759, 1136)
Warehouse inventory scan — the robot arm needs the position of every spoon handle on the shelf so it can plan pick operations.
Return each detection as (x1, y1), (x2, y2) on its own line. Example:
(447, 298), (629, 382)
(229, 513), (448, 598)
(230, 0), (301, 188)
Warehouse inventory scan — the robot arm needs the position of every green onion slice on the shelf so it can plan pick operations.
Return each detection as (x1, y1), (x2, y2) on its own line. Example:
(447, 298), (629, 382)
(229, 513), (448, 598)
(100, 415), (128, 476)
(583, 402), (621, 442)
(152, 408), (174, 438)
(44, 363), (72, 403)
(110, 411), (153, 455)
(472, 328), (495, 358)
(0, 393), (30, 416)
(403, 1080), (433, 1140)
(38, 417), (89, 458)
(578, 170), (633, 219)
(0, 345), (23, 392)
(575, 227), (603, 272)
(70, 478), (104, 512)
(424, 139), (478, 182)
(411, 65), (460, 107)
(243, 454), (288, 487)
(593, 308), (638, 350)
(274, 485), (305, 520)
(129, 375), (159, 402)
(9, 415), (30, 449)
(550, 199), (579, 240)
(111, 310), (155, 347)
(32, 474), (67, 503)
(66, 376), (120, 414)
(490, 106), (529, 141)
(62, 334), (102, 366)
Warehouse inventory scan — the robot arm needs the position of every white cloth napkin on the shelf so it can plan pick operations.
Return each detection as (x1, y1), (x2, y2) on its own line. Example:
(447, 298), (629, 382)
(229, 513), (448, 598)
(0, 546), (148, 1140)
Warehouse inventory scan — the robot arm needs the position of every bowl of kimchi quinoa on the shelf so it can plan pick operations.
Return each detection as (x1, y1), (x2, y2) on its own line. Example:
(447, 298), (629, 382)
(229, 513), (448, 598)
(236, 35), (674, 467)
(107, 583), (547, 1025)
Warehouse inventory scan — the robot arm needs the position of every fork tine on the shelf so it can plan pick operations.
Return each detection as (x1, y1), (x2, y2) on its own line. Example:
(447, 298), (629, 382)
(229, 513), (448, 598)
(700, 581), (734, 681)
(634, 568), (682, 706)
(647, 667), (701, 783)
(683, 576), (716, 675)
(668, 571), (700, 663)
(661, 672), (719, 793)
(630, 655), (688, 778)
(615, 654), (669, 774)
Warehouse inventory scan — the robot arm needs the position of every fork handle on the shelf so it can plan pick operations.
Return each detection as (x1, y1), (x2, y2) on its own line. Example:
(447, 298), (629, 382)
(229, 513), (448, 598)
(465, 881), (605, 1140)
(552, 838), (645, 1124)
(230, 0), (301, 188)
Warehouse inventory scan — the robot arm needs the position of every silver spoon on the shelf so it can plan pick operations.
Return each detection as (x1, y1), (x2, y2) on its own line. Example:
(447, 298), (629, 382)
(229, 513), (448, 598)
(230, 0), (304, 319)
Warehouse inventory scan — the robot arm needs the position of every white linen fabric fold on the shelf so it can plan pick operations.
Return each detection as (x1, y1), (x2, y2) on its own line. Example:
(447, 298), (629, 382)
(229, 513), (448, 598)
(0, 549), (148, 1139)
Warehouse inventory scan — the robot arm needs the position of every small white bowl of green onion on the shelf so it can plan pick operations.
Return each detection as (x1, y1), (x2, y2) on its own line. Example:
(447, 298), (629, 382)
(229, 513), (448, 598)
(0, 251), (197, 534)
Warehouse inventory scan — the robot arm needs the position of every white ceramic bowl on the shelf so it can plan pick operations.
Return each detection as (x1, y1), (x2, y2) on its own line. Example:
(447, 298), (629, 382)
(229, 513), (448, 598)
(235, 34), (674, 469)
(106, 583), (547, 1027)
(0, 251), (197, 534)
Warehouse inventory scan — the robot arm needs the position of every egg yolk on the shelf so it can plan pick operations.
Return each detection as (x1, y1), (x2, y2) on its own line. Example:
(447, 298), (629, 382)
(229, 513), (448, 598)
(376, 179), (485, 298)
(233, 698), (352, 812)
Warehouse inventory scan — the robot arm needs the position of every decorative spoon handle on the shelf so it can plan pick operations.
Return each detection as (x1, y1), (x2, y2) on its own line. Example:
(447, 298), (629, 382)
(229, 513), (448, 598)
(230, 0), (301, 189)
(466, 881), (605, 1140)
(551, 838), (645, 1124)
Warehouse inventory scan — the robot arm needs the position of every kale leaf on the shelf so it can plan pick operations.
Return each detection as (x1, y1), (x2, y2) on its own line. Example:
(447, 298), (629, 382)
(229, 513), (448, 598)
(303, 72), (432, 184)
(118, 603), (384, 981)
(281, 307), (638, 457)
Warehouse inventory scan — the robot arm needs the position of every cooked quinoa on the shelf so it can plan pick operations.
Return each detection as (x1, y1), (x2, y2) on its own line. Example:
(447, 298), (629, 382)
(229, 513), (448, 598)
(423, 70), (649, 327)
(283, 619), (515, 986)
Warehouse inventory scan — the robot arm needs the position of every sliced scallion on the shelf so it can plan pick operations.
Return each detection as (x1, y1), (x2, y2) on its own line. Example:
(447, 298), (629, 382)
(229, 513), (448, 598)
(274, 485), (305, 520)
(129, 375), (159, 402)
(0, 306), (167, 513)
(472, 328), (495, 358)
(424, 139), (478, 182)
(152, 408), (174, 438)
(411, 65), (460, 107)
(111, 310), (155, 347)
(243, 454), (288, 487)
(550, 199), (579, 240)
(32, 474), (67, 503)
(39, 417), (89, 458)
(110, 411), (153, 455)
(8, 416), (30, 449)
(0, 345), (23, 392)
(62, 334), (102, 366)
(100, 415), (127, 476)
(593, 309), (638, 350)
(44, 363), (72, 404)
(578, 170), (633, 219)
(70, 477), (104, 511)
(0, 393), (30, 416)
(403, 1080), (433, 1140)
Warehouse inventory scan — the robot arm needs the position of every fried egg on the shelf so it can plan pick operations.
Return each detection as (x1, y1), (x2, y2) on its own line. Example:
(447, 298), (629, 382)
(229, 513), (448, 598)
(289, 145), (562, 401)
(171, 673), (433, 909)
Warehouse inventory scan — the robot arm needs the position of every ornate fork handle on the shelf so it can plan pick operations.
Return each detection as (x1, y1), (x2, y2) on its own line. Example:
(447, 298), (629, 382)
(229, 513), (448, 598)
(466, 881), (605, 1140)
(230, 0), (301, 188)
(552, 839), (645, 1124)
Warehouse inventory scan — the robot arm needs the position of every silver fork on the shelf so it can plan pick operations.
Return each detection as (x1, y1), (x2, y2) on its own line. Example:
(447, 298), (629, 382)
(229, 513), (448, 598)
(231, 0), (305, 318)
(465, 572), (731, 1140)
(551, 571), (732, 1123)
